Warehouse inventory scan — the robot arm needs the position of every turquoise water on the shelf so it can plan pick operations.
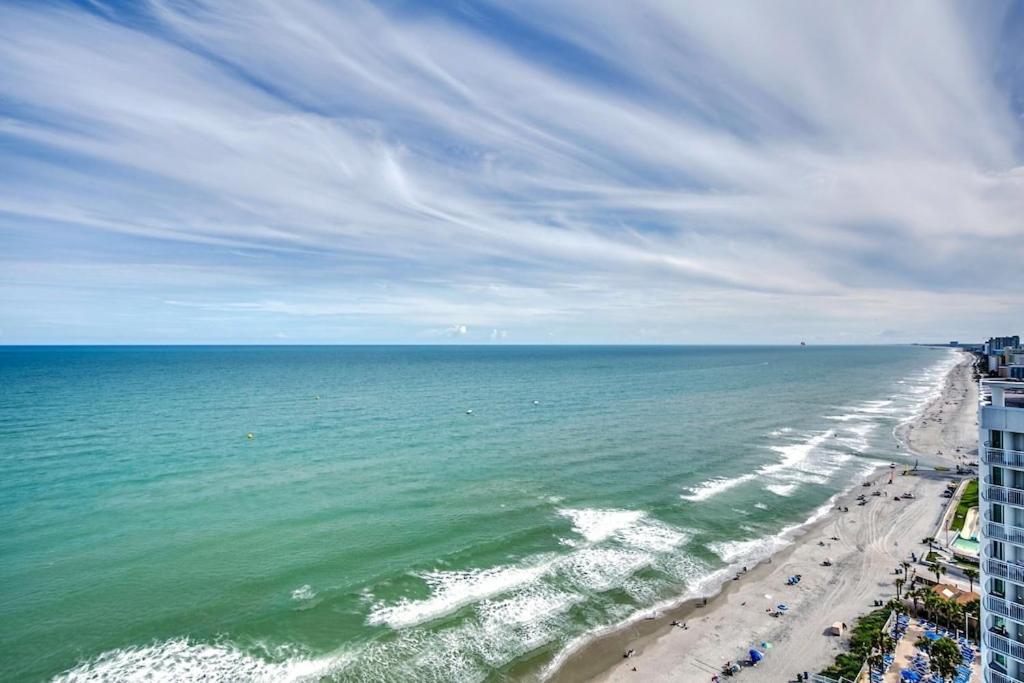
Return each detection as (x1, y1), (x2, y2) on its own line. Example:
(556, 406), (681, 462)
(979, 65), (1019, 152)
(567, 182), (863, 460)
(0, 345), (958, 681)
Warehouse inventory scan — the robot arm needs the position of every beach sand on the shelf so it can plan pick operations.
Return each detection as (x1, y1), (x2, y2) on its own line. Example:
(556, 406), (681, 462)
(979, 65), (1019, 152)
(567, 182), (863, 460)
(552, 352), (978, 683)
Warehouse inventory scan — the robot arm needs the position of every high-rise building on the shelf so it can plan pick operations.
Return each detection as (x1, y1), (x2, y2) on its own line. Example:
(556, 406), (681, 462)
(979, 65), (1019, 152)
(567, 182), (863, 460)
(980, 379), (1024, 682)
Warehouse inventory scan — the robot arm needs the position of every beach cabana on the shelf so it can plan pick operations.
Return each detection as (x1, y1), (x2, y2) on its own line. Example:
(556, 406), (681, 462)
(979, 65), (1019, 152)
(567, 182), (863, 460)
(828, 622), (844, 636)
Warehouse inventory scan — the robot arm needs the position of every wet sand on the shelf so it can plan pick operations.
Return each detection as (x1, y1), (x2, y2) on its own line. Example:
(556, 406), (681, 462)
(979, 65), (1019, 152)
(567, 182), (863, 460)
(550, 352), (978, 683)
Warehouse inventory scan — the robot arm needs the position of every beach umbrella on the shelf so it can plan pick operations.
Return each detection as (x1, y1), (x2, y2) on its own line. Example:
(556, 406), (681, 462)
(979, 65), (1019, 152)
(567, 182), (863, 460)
(901, 669), (921, 682)
(924, 631), (941, 641)
(749, 649), (763, 663)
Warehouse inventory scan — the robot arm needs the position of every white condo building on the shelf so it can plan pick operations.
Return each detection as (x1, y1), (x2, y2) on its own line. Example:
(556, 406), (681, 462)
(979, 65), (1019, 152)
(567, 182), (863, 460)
(981, 379), (1024, 682)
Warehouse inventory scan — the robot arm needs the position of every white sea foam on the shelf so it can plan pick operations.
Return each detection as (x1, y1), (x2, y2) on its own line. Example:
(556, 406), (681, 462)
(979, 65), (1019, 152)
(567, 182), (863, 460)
(367, 562), (553, 629)
(622, 576), (664, 603)
(709, 498), (835, 564)
(655, 551), (706, 583)
(846, 422), (876, 438)
(834, 421), (876, 452)
(349, 628), (484, 683)
(477, 586), (579, 627)
(680, 474), (756, 501)
(558, 508), (643, 543)
(560, 547), (651, 592)
(753, 502), (768, 510)
(761, 431), (832, 475)
(290, 585), (315, 601)
(765, 483), (798, 496)
(52, 639), (346, 683)
(370, 508), (687, 631)
(768, 426), (794, 437)
(854, 399), (897, 415)
(616, 518), (688, 552)
(471, 586), (581, 667)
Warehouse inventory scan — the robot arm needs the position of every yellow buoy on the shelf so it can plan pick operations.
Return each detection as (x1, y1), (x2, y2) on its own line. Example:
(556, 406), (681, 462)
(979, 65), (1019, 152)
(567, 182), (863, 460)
(246, 432), (254, 440)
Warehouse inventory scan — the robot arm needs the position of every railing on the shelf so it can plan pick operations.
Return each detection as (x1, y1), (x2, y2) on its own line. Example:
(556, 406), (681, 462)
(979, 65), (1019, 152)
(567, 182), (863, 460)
(984, 483), (1024, 507)
(984, 446), (1024, 468)
(988, 669), (1024, 683)
(988, 631), (1024, 663)
(988, 521), (1024, 545)
(986, 595), (1024, 621)
(986, 558), (1024, 584)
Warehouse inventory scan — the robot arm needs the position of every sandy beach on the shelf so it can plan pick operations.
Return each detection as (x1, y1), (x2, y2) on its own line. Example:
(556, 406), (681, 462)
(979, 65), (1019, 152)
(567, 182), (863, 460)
(553, 351), (979, 683)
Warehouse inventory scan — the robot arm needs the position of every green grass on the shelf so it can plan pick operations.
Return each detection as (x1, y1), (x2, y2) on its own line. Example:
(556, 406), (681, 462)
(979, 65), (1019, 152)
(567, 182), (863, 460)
(819, 607), (891, 681)
(950, 479), (978, 532)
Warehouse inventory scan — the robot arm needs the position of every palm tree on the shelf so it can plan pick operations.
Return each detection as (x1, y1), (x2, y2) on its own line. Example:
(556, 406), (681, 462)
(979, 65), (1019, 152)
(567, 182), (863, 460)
(923, 591), (941, 623)
(940, 600), (953, 629)
(948, 603), (964, 634)
(895, 577), (905, 599)
(923, 536), (936, 551)
(963, 567), (979, 593)
(930, 636), (961, 681)
(964, 598), (980, 639)
(927, 560), (946, 585)
(866, 650), (886, 679)
(908, 587), (923, 617)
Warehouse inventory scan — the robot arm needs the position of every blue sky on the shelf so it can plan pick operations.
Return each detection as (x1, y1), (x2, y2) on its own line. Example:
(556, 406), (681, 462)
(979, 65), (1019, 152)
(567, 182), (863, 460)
(1, 0), (1022, 344)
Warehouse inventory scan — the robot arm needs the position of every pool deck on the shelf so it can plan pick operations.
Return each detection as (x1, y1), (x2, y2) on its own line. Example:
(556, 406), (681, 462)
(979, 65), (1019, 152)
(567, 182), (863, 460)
(880, 621), (980, 683)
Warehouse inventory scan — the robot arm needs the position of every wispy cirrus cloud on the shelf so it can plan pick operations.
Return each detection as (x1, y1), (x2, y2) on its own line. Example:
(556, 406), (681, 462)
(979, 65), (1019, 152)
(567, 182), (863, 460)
(0, 0), (1021, 343)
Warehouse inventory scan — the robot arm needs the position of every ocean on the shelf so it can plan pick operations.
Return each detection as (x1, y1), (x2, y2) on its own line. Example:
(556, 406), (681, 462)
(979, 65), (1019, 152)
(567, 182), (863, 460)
(0, 345), (959, 682)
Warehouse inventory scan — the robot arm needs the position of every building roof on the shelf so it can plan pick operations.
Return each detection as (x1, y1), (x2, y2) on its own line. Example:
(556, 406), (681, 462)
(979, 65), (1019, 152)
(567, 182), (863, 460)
(930, 582), (978, 605)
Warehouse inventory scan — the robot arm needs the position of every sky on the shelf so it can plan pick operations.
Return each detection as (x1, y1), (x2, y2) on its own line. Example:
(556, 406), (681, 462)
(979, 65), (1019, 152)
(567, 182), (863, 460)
(1, 0), (1022, 345)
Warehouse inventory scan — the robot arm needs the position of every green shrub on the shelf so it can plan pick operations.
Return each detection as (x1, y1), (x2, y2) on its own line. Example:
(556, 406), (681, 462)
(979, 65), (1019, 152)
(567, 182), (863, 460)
(819, 607), (891, 680)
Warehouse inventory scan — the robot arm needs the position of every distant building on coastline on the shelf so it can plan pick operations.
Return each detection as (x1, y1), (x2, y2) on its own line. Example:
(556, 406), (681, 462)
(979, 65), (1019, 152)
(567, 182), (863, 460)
(979, 378), (1024, 681)
(984, 337), (1024, 376)
(987, 337), (1022, 354)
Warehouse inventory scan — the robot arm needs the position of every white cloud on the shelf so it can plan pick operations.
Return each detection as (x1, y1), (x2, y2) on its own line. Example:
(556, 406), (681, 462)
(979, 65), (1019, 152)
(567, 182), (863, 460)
(0, 0), (1021, 343)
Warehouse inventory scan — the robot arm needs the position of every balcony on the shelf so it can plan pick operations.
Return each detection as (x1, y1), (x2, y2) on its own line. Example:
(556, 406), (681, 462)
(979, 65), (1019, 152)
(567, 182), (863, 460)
(984, 482), (1024, 508)
(988, 631), (1024, 663)
(982, 405), (1024, 433)
(986, 558), (1024, 584)
(987, 594), (1024, 621)
(989, 521), (1024, 545)
(985, 447), (1024, 469)
(989, 668), (1024, 683)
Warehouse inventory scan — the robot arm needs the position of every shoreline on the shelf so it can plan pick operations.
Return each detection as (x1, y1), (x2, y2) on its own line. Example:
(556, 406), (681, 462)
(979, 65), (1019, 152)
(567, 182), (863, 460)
(546, 350), (978, 682)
